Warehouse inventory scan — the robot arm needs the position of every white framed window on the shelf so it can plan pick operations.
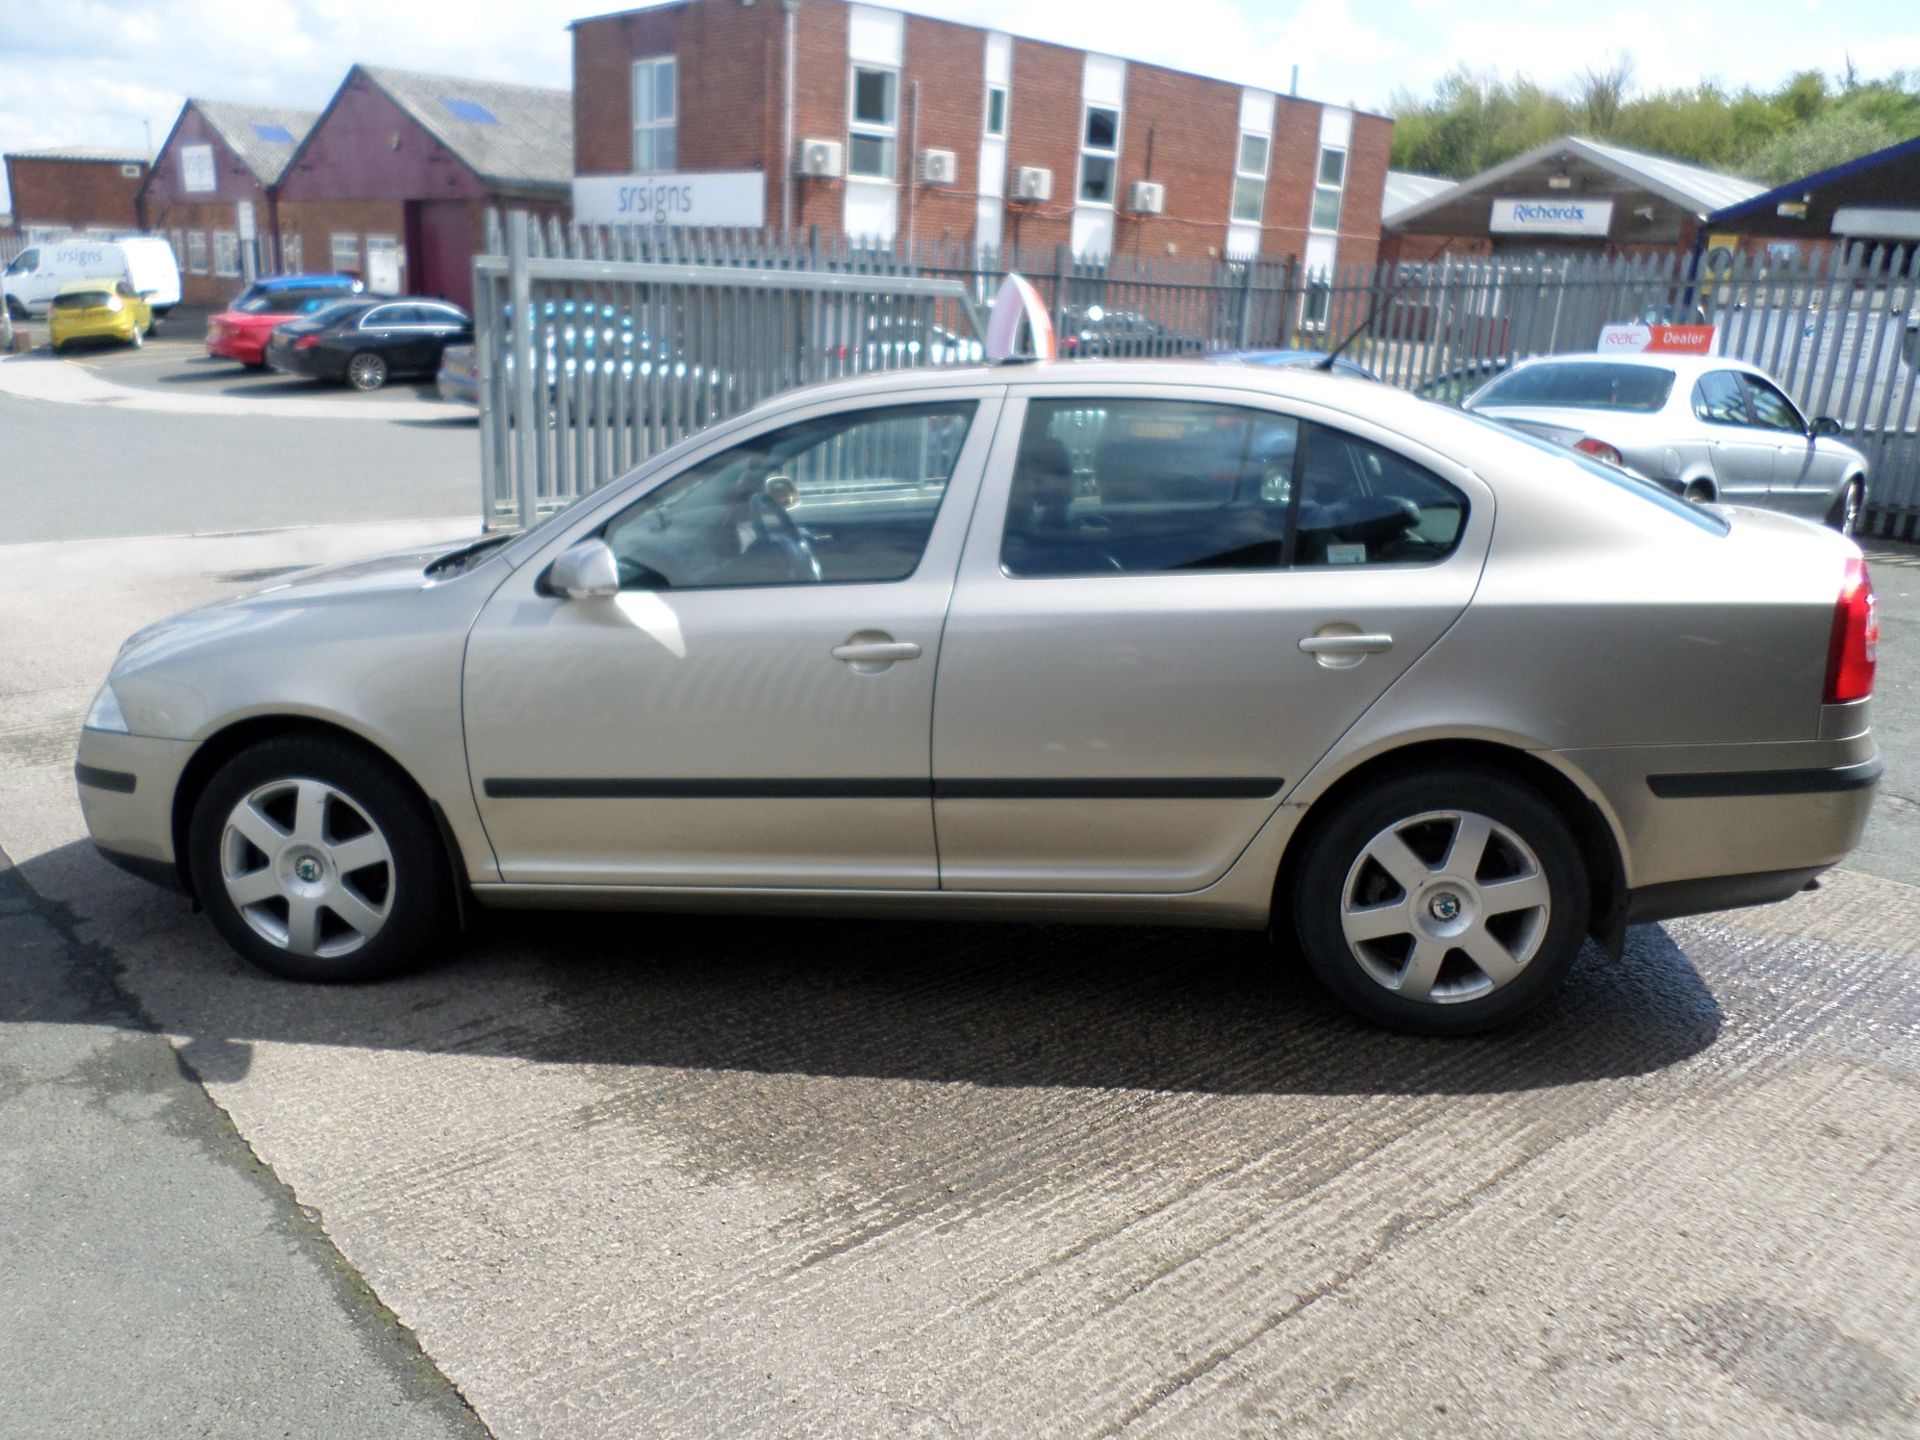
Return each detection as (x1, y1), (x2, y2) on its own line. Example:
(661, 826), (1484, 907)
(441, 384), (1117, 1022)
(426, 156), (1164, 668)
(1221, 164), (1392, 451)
(1302, 280), (1331, 330)
(212, 230), (241, 277)
(186, 231), (209, 274)
(170, 230), (186, 267)
(1232, 132), (1269, 225)
(632, 56), (677, 173)
(281, 232), (303, 273)
(848, 65), (899, 180)
(1078, 104), (1120, 205)
(1311, 146), (1346, 233)
(985, 83), (1008, 138)
(330, 232), (360, 274)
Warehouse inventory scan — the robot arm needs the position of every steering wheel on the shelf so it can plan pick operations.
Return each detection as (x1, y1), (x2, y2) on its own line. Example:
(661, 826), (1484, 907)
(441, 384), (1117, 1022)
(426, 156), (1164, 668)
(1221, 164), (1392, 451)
(749, 491), (823, 583)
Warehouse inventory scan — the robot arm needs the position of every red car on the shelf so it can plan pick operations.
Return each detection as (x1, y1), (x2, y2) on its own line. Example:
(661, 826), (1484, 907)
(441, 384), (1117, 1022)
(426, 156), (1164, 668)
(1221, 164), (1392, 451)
(206, 274), (363, 368)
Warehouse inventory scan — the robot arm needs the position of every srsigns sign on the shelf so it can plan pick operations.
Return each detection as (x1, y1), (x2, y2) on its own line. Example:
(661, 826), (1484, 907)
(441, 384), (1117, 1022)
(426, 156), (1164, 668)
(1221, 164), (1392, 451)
(1490, 197), (1614, 237)
(571, 172), (766, 229)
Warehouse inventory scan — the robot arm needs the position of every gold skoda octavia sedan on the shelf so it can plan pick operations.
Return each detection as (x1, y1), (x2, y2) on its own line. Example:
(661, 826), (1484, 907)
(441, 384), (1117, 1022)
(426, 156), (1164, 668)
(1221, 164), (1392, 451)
(75, 362), (1881, 1034)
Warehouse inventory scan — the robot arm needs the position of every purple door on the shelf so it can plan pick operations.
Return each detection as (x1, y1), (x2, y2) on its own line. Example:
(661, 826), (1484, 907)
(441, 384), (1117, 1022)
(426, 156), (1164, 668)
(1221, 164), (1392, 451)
(409, 200), (474, 310)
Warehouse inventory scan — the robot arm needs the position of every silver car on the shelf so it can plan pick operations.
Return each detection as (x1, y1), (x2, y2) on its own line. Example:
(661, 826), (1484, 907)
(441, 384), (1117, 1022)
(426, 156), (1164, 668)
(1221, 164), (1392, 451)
(75, 362), (1882, 1034)
(1465, 353), (1869, 534)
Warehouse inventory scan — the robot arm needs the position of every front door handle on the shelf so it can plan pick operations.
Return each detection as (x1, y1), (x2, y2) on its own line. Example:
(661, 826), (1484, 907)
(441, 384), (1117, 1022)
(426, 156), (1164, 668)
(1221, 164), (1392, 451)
(831, 634), (922, 673)
(831, 640), (922, 662)
(1298, 633), (1394, 656)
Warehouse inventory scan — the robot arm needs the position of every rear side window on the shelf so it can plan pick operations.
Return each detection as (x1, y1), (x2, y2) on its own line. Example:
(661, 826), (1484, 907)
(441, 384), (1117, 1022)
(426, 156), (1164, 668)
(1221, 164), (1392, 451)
(1474, 362), (1674, 413)
(1000, 398), (1467, 577)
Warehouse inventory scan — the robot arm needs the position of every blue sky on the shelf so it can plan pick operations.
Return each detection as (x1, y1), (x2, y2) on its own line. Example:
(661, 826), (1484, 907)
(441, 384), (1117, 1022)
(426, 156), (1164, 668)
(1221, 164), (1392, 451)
(3, 0), (1915, 213)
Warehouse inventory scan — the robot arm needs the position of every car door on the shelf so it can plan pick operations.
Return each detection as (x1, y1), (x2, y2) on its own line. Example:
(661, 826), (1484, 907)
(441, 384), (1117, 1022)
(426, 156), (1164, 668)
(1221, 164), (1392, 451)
(354, 303), (403, 366)
(930, 385), (1490, 894)
(464, 388), (1001, 888)
(1739, 372), (1828, 517)
(411, 303), (470, 374)
(1690, 369), (1772, 503)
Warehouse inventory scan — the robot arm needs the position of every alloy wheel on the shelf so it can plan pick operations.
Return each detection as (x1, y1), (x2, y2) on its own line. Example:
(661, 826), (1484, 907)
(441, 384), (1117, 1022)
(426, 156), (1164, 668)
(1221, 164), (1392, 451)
(348, 353), (387, 390)
(219, 778), (394, 958)
(1338, 808), (1552, 1004)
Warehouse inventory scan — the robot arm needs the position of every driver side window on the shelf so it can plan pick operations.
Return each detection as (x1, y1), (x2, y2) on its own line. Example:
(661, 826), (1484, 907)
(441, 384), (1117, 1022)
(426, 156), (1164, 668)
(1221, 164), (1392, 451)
(1739, 373), (1805, 433)
(602, 400), (976, 590)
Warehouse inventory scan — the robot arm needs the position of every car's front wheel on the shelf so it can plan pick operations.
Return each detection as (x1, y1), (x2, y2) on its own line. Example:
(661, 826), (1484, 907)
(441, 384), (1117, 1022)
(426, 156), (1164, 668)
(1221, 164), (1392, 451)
(346, 351), (388, 391)
(128, 325), (143, 349)
(1289, 767), (1590, 1035)
(187, 734), (452, 982)
(1830, 478), (1864, 537)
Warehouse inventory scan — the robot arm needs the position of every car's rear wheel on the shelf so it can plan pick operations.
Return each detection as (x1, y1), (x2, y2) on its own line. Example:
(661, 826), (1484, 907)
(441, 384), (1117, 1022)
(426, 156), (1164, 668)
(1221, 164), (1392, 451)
(1289, 767), (1590, 1035)
(1830, 478), (1864, 537)
(346, 352), (388, 391)
(6, 296), (27, 321)
(187, 735), (452, 982)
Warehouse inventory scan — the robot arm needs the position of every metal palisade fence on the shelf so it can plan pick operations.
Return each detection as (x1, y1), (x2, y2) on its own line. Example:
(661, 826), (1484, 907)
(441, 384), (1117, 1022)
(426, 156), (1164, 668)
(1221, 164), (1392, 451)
(475, 211), (1920, 538)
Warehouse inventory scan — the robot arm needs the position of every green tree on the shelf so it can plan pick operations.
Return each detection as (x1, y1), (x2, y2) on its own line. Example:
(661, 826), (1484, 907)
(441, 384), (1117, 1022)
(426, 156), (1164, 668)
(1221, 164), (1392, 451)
(1741, 110), (1902, 182)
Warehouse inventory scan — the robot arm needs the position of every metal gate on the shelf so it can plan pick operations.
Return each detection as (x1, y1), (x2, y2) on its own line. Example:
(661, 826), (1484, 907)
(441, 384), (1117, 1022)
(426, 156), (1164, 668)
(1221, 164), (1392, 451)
(475, 212), (986, 530)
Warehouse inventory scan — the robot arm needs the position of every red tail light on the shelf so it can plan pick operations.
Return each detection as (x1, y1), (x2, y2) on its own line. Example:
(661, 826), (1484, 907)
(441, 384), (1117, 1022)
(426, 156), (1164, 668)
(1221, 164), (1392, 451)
(1824, 556), (1878, 704)
(294, 335), (321, 350)
(1573, 436), (1623, 466)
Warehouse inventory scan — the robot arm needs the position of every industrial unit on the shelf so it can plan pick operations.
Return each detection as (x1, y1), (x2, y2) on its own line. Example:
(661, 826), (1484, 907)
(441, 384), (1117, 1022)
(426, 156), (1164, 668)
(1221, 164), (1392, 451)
(140, 101), (317, 306)
(569, 0), (1391, 267)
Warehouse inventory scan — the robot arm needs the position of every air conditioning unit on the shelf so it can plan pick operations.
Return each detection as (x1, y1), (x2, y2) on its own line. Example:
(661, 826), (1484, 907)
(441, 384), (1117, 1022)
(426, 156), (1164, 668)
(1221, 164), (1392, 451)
(919, 148), (958, 185)
(1128, 181), (1166, 215)
(1013, 166), (1053, 202)
(795, 139), (844, 178)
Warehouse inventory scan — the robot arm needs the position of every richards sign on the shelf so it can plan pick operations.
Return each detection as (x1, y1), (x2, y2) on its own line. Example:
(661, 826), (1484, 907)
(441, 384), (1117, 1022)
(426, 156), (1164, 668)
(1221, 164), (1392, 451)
(572, 172), (766, 229)
(1490, 197), (1614, 238)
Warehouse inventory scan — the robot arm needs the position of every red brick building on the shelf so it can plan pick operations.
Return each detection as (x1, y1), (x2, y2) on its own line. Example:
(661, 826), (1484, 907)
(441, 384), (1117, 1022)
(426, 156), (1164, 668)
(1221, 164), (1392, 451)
(140, 101), (317, 306)
(276, 65), (572, 309)
(569, 0), (1390, 271)
(2, 149), (148, 238)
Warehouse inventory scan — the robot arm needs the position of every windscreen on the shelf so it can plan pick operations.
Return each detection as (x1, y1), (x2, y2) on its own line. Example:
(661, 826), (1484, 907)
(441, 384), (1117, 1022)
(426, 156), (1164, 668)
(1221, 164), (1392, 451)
(54, 290), (114, 310)
(1473, 362), (1675, 413)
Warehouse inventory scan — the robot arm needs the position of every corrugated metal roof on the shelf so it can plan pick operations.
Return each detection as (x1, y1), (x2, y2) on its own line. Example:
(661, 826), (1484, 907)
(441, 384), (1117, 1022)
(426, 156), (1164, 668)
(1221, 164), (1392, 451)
(1383, 170), (1454, 221)
(191, 100), (318, 186)
(1573, 138), (1765, 215)
(359, 65), (572, 193)
(1387, 135), (1766, 230)
(5, 147), (147, 165)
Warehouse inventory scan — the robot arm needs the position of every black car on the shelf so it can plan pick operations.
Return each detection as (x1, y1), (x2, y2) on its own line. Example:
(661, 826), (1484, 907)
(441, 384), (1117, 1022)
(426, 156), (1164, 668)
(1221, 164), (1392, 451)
(265, 297), (473, 391)
(1059, 304), (1207, 358)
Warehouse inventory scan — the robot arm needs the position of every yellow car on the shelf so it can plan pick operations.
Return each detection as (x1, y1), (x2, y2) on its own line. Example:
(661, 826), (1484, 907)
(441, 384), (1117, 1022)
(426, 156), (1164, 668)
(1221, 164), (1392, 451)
(49, 278), (153, 353)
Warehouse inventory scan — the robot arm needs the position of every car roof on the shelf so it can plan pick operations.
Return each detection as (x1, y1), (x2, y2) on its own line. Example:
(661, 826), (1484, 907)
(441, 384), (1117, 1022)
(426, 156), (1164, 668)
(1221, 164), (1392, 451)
(57, 277), (124, 293)
(252, 273), (359, 289)
(1501, 351), (1765, 379)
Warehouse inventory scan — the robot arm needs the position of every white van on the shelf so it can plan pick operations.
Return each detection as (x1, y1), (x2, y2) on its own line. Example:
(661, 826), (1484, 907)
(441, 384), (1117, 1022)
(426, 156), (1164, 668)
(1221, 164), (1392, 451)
(4, 236), (183, 325)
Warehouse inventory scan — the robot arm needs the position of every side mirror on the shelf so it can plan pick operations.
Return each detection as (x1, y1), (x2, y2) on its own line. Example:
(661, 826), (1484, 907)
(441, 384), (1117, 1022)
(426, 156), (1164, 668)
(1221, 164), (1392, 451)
(1811, 416), (1843, 439)
(545, 539), (619, 599)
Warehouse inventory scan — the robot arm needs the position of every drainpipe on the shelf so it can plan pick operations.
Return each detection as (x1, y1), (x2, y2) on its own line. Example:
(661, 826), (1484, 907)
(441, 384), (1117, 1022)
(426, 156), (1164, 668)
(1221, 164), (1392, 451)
(781, 0), (798, 239)
(907, 80), (921, 254)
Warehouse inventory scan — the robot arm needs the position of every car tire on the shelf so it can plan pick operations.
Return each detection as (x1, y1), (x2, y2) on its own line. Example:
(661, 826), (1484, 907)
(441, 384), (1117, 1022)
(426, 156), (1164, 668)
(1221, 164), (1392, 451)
(5, 296), (26, 321)
(129, 325), (143, 349)
(1829, 479), (1864, 537)
(187, 734), (454, 983)
(1289, 766), (1591, 1036)
(346, 352), (388, 391)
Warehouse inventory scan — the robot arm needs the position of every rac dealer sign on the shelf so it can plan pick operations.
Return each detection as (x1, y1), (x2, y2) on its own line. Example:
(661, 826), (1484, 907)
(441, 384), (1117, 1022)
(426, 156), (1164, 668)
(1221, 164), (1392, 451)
(1490, 197), (1615, 238)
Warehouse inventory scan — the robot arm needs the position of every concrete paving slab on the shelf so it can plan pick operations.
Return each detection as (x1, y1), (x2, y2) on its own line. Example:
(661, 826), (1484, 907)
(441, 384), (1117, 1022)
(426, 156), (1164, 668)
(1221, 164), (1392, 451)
(2, 524), (1917, 1439)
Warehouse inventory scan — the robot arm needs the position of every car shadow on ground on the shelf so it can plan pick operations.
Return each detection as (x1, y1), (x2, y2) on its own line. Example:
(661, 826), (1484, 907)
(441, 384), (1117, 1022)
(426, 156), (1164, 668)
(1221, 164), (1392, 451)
(18, 840), (1724, 1099)
(142, 359), (439, 401)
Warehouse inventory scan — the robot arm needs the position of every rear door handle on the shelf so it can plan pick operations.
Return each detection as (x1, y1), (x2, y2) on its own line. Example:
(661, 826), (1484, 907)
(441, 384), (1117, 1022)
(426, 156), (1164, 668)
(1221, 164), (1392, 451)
(1298, 633), (1394, 655)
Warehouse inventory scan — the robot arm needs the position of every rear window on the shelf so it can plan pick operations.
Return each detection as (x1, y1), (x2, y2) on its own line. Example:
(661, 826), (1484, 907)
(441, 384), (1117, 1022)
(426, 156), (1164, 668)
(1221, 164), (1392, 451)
(236, 286), (353, 315)
(1473, 362), (1675, 414)
(53, 291), (113, 310)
